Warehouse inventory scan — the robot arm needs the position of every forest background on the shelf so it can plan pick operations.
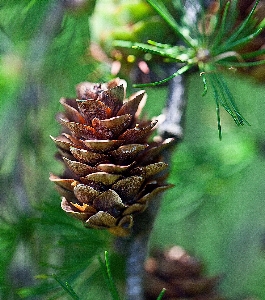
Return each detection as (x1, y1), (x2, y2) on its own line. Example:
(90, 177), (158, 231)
(1, 0), (265, 299)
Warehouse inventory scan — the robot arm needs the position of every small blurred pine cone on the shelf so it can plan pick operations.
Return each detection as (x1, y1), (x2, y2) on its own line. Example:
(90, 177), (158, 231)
(50, 78), (173, 236)
(144, 246), (226, 300)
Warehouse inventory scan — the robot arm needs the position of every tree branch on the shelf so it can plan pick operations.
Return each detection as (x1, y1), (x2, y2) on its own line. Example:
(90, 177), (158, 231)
(5, 0), (67, 291)
(158, 67), (187, 142)
(122, 1), (211, 298)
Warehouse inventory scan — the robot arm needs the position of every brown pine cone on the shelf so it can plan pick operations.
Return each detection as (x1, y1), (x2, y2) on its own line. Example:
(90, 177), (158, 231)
(50, 78), (173, 236)
(144, 246), (226, 300)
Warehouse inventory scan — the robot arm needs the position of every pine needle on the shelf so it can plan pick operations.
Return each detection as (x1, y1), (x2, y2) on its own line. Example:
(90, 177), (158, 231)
(52, 275), (80, 300)
(133, 64), (191, 87)
(211, 1), (231, 51)
(210, 78), (222, 140)
(156, 288), (166, 300)
(225, 0), (260, 45)
(146, 0), (195, 47)
(217, 59), (265, 68)
(221, 27), (263, 52)
(200, 72), (208, 96)
(98, 251), (121, 300)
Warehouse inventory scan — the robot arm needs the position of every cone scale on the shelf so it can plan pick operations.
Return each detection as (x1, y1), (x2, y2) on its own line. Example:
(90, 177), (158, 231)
(50, 78), (173, 236)
(144, 246), (225, 300)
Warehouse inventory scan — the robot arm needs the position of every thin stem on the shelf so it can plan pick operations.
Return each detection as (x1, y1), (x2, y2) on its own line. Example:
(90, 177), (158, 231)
(125, 232), (150, 300)
(119, 65), (187, 300)
(115, 191), (163, 300)
(121, 2), (204, 299)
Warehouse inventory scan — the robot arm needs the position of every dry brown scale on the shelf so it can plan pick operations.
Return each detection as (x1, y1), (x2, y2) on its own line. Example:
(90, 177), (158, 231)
(50, 78), (173, 236)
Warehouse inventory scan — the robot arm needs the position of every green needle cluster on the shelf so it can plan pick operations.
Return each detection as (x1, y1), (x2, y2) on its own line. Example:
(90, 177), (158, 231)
(115, 0), (265, 138)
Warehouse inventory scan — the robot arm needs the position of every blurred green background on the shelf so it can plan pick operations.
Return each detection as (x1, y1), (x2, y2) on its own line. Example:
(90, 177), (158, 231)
(0, 0), (265, 299)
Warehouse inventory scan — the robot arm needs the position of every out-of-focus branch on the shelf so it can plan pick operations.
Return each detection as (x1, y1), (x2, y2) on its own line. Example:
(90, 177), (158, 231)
(125, 233), (149, 300)
(158, 0), (211, 141)
(6, 1), (67, 211)
(5, 0), (68, 291)
(123, 193), (162, 300)
(157, 66), (186, 142)
(123, 71), (187, 300)
(123, 1), (212, 299)
(26, 0), (66, 89)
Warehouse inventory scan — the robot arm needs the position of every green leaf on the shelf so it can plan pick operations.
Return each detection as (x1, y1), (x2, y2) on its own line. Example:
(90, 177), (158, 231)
(98, 251), (121, 300)
(211, 76), (239, 125)
(114, 39), (191, 62)
(208, 73), (249, 137)
(200, 72), (208, 96)
(131, 43), (180, 60)
(211, 1), (231, 50)
(156, 288), (166, 300)
(52, 275), (80, 300)
(147, 39), (174, 48)
(133, 64), (192, 87)
(220, 27), (263, 52)
(241, 48), (265, 59)
(211, 79), (222, 140)
(224, 0), (260, 45)
(217, 59), (265, 68)
(146, 0), (196, 47)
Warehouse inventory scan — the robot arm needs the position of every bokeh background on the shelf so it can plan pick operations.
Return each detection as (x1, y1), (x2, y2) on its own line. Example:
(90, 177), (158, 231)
(1, 0), (265, 299)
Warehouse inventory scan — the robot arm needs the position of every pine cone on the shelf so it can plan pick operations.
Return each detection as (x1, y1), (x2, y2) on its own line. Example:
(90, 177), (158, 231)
(144, 246), (226, 300)
(50, 78), (173, 236)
